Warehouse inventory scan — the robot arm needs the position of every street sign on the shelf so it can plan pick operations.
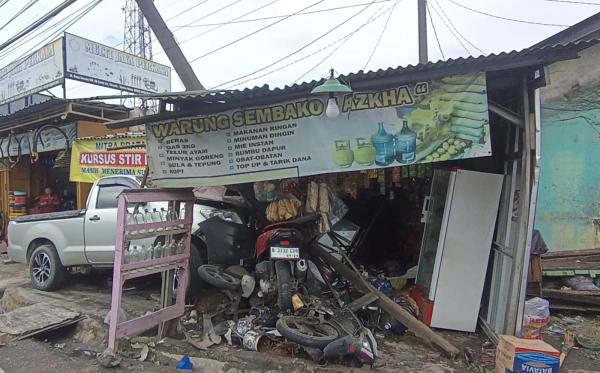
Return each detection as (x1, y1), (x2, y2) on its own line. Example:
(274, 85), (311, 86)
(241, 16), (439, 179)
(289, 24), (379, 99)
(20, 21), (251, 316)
(0, 39), (64, 105)
(64, 33), (171, 94)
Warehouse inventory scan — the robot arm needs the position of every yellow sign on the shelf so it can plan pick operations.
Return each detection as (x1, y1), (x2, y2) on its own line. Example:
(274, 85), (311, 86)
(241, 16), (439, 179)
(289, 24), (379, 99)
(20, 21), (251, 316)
(69, 136), (146, 183)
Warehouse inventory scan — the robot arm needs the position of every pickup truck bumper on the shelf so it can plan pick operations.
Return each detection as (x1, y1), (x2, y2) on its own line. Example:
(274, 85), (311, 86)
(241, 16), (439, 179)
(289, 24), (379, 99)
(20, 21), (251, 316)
(7, 243), (26, 263)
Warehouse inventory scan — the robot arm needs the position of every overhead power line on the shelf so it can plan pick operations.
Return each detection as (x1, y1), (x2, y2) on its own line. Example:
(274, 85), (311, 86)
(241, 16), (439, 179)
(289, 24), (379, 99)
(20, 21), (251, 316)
(544, 0), (600, 4)
(177, 0), (246, 29)
(432, 0), (484, 55)
(444, 0), (569, 27)
(0, 0), (39, 33)
(296, 3), (394, 84)
(426, 1), (445, 60)
(363, 0), (398, 70)
(0, 0), (10, 9)
(0, 0), (101, 81)
(0, 0), (77, 52)
(165, 0), (211, 21)
(212, 0), (380, 89)
(428, 0), (470, 55)
(154, 0), (282, 58)
(175, 0), (394, 27)
(189, 0), (327, 63)
(0, 2), (82, 60)
(224, 2), (393, 89)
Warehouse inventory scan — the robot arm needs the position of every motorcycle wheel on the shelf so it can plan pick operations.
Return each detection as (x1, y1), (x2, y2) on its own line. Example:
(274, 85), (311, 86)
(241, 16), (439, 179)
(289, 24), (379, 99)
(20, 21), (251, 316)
(275, 260), (292, 311)
(276, 316), (339, 349)
(197, 264), (241, 291)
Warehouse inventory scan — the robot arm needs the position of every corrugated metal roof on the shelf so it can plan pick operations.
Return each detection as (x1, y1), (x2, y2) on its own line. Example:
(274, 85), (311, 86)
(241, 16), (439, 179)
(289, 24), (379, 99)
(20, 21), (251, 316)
(103, 38), (597, 130)
(89, 38), (598, 109)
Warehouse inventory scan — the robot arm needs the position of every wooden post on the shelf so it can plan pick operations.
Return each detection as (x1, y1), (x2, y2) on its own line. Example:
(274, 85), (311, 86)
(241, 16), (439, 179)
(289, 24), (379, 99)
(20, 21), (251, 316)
(310, 244), (460, 358)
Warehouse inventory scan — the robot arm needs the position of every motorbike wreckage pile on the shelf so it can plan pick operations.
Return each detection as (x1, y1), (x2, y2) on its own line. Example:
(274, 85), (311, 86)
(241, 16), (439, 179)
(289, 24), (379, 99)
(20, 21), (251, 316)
(183, 180), (459, 367)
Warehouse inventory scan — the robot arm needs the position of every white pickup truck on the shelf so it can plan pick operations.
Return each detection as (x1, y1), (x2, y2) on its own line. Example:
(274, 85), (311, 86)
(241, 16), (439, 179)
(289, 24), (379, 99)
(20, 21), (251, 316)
(7, 176), (209, 292)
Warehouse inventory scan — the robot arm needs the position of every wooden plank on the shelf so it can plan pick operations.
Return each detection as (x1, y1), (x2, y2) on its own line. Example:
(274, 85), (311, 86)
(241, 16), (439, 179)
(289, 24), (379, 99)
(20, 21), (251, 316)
(542, 248), (600, 259)
(115, 304), (183, 339)
(542, 258), (600, 271)
(548, 302), (600, 313)
(309, 244), (460, 358)
(349, 292), (379, 312)
(17, 317), (84, 340)
(541, 289), (600, 306)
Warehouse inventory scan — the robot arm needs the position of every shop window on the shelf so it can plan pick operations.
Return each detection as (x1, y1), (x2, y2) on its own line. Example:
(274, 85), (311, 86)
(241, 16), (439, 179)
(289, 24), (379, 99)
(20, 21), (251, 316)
(96, 185), (128, 209)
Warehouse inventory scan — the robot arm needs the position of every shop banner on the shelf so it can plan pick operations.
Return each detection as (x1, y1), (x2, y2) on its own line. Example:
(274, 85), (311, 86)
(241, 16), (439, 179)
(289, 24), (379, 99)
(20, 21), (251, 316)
(70, 136), (147, 183)
(0, 123), (75, 157)
(64, 33), (171, 94)
(0, 39), (64, 105)
(146, 73), (491, 187)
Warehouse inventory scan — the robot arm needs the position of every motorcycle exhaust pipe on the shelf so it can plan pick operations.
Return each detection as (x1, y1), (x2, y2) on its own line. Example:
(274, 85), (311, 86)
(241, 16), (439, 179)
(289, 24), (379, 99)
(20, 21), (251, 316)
(295, 259), (308, 281)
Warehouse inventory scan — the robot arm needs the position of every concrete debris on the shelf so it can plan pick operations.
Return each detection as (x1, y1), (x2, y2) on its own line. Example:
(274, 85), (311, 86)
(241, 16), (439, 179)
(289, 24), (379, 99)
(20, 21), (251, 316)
(97, 348), (122, 368)
(73, 317), (106, 346)
(0, 303), (82, 339)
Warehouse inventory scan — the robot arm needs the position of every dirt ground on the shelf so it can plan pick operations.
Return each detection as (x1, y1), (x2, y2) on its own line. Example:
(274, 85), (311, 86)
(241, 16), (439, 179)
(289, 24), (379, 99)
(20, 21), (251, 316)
(1, 258), (599, 373)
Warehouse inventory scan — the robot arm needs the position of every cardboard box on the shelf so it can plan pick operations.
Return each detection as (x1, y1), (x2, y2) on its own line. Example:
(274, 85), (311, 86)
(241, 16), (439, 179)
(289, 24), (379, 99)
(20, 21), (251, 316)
(496, 335), (560, 373)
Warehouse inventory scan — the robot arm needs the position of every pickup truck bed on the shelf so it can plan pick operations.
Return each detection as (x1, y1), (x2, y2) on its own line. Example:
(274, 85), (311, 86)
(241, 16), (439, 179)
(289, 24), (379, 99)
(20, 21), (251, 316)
(13, 210), (85, 223)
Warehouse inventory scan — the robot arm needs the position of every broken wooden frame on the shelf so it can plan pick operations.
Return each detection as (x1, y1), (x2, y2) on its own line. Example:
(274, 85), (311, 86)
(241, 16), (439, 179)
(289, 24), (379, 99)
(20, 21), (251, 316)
(309, 244), (460, 358)
(108, 188), (194, 351)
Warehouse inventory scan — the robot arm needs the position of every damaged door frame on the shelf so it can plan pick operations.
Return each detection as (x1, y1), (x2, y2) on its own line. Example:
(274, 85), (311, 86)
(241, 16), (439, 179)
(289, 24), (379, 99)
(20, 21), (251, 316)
(482, 69), (544, 339)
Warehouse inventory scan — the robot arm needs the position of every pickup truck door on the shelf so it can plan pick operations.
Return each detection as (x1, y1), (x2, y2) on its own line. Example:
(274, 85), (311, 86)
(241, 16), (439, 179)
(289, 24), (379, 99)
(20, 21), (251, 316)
(84, 178), (138, 263)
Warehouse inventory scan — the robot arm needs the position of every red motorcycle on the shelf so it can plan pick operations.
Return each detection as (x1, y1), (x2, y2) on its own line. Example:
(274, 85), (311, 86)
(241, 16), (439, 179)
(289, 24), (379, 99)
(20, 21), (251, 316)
(254, 214), (320, 310)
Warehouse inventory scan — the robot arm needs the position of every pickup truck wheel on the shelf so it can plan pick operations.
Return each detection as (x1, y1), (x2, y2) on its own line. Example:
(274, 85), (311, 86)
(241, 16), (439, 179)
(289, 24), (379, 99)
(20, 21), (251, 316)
(29, 244), (66, 291)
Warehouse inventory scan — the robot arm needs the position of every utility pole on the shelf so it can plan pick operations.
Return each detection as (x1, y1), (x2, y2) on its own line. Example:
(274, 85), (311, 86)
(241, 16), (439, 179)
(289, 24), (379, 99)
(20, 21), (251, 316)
(417, 0), (428, 64)
(135, 0), (204, 91)
(123, 0), (153, 109)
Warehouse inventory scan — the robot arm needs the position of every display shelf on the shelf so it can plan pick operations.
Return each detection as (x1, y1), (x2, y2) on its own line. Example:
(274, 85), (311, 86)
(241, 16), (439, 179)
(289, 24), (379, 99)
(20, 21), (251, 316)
(108, 188), (194, 351)
(124, 219), (189, 234)
(122, 260), (186, 281)
(121, 253), (187, 272)
(125, 226), (190, 240)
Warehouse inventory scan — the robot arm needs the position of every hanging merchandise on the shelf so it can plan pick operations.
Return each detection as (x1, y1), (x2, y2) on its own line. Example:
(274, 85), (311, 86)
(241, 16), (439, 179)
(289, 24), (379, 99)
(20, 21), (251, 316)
(253, 181), (277, 202)
(265, 196), (302, 222)
(392, 167), (401, 183)
(371, 122), (395, 166)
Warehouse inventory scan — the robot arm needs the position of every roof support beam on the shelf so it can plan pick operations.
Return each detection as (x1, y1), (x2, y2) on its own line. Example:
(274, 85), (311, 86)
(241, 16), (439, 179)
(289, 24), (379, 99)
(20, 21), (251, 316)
(489, 101), (524, 128)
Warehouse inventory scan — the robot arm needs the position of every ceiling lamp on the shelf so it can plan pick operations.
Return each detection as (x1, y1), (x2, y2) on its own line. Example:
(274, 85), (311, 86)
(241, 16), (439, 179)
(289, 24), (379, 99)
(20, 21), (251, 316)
(310, 69), (352, 118)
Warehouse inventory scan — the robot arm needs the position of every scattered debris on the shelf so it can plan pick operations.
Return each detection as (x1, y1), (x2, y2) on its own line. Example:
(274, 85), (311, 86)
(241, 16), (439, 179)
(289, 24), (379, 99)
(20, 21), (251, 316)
(175, 355), (193, 371)
(0, 333), (7, 347)
(0, 303), (82, 339)
(97, 348), (122, 368)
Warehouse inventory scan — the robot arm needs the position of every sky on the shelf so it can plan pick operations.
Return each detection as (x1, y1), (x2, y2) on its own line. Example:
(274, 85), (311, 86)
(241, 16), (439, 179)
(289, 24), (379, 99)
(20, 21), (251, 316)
(0, 0), (597, 102)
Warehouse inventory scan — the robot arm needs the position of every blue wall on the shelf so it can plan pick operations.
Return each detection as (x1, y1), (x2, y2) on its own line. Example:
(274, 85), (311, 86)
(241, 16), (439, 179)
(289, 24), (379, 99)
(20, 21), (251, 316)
(536, 46), (600, 251)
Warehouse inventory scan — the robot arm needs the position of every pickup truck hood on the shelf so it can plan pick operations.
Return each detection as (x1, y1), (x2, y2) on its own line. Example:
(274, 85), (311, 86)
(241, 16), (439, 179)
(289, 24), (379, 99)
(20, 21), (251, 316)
(12, 210), (85, 223)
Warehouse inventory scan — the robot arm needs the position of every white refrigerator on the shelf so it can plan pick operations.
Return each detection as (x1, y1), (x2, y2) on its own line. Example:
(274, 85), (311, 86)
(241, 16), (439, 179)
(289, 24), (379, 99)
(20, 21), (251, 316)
(415, 169), (504, 332)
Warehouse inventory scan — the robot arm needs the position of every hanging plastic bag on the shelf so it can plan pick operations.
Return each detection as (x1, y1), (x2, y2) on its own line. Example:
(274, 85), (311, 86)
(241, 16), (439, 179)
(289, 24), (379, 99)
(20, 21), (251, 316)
(521, 297), (550, 340)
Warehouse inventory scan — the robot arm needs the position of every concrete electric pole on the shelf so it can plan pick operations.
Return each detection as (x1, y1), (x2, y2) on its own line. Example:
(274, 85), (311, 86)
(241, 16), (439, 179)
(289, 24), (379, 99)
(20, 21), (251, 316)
(135, 0), (204, 91)
(417, 0), (428, 64)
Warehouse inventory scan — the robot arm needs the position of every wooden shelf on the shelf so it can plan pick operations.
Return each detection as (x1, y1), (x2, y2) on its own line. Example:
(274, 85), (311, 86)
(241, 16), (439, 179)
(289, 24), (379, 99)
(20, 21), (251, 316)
(122, 260), (186, 280)
(125, 226), (190, 240)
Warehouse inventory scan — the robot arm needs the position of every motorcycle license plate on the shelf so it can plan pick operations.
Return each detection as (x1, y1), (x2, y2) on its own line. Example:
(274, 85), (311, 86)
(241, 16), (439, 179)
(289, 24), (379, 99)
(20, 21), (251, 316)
(270, 246), (300, 259)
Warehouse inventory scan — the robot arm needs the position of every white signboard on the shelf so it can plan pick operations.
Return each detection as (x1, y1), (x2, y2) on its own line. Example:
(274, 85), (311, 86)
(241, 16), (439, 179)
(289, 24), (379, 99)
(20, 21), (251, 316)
(0, 123), (76, 157)
(64, 33), (171, 93)
(0, 39), (64, 105)
(146, 73), (492, 187)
